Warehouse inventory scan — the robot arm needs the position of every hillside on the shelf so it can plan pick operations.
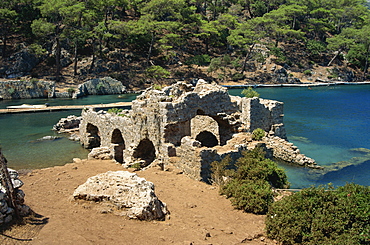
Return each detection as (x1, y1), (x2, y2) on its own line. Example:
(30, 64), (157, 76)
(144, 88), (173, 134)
(1, 0), (370, 92)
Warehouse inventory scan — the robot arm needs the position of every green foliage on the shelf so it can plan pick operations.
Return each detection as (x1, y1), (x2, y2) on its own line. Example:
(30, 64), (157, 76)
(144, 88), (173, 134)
(28, 44), (47, 58)
(266, 183), (370, 244)
(7, 87), (15, 95)
(185, 55), (211, 66)
(96, 82), (105, 91)
(306, 40), (327, 56)
(303, 70), (312, 76)
(252, 128), (265, 140)
(152, 84), (163, 90)
(223, 178), (274, 214)
(269, 47), (287, 64)
(241, 87), (260, 98)
(130, 162), (142, 170)
(67, 87), (75, 95)
(211, 147), (289, 214)
(145, 65), (170, 81)
(107, 108), (123, 114)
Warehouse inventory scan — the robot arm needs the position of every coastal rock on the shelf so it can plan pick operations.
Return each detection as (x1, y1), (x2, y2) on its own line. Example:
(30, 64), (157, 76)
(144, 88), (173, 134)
(0, 80), (55, 100)
(73, 171), (168, 220)
(72, 77), (126, 98)
(53, 115), (82, 133)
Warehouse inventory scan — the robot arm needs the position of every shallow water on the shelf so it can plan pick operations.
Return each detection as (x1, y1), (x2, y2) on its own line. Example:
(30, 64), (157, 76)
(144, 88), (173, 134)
(229, 85), (370, 187)
(1, 86), (369, 188)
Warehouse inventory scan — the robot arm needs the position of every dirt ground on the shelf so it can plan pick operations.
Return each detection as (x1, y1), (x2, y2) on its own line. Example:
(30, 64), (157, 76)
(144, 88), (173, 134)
(1, 159), (276, 245)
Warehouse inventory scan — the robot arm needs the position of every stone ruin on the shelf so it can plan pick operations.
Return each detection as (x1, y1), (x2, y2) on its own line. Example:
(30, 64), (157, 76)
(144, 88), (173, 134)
(79, 81), (319, 182)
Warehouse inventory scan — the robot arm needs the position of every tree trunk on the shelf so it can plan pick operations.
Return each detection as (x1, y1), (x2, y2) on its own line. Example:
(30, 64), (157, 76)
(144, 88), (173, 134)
(363, 44), (370, 78)
(2, 36), (6, 58)
(89, 39), (96, 73)
(73, 40), (78, 76)
(147, 32), (155, 66)
(327, 49), (341, 67)
(241, 43), (256, 73)
(55, 36), (61, 81)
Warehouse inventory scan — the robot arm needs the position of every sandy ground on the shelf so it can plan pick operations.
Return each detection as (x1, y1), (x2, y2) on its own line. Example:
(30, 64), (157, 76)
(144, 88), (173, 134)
(1, 159), (275, 245)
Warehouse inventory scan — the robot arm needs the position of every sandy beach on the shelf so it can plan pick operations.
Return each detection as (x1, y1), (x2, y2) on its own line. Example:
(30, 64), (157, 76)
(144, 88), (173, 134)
(1, 159), (274, 244)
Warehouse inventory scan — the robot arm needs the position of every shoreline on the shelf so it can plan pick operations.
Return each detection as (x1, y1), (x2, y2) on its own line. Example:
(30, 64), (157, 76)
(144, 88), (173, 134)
(222, 81), (370, 89)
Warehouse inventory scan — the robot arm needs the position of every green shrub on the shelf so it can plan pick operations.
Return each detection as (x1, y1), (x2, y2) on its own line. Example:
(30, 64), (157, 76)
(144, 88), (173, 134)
(67, 87), (75, 95)
(266, 183), (370, 244)
(252, 128), (265, 140)
(7, 87), (15, 95)
(152, 84), (163, 90)
(185, 54), (211, 66)
(303, 69), (312, 76)
(211, 147), (289, 214)
(107, 108), (123, 114)
(145, 65), (170, 80)
(241, 87), (260, 98)
(223, 178), (274, 214)
(96, 82), (105, 91)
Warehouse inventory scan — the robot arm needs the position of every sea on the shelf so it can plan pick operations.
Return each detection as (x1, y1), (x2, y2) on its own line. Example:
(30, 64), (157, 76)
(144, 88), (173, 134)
(0, 85), (369, 188)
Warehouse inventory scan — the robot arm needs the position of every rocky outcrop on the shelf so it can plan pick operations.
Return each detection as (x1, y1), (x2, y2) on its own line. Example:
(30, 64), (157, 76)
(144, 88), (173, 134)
(0, 80), (55, 100)
(4, 49), (39, 79)
(53, 115), (82, 133)
(73, 171), (168, 220)
(72, 77), (126, 98)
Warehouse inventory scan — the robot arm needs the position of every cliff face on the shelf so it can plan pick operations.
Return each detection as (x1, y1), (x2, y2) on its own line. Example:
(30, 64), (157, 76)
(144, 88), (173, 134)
(0, 80), (55, 100)
(79, 81), (318, 182)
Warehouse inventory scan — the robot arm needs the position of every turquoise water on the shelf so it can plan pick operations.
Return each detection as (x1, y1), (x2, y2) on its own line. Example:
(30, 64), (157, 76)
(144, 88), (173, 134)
(230, 85), (370, 188)
(1, 86), (369, 187)
(0, 94), (137, 170)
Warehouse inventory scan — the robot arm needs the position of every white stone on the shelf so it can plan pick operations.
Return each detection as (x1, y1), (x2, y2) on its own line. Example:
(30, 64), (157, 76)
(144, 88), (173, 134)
(73, 171), (168, 220)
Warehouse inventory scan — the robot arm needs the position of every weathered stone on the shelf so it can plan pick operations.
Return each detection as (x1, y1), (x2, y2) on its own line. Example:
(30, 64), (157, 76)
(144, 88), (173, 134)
(72, 77), (126, 98)
(73, 171), (168, 220)
(53, 115), (82, 133)
(88, 147), (113, 160)
(79, 81), (318, 181)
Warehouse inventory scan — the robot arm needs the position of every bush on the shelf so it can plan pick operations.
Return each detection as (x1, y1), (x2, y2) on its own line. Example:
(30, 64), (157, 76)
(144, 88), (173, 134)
(241, 87), (260, 98)
(252, 128), (265, 140)
(211, 147), (289, 214)
(303, 69), (312, 76)
(266, 183), (370, 244)
(185, 54), (211, 66)
(145, 65), (170, 80)
(107, 108), (123, 114)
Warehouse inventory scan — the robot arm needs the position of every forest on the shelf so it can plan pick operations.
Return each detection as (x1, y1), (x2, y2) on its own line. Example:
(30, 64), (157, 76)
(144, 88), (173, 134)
(1, 0), (370, 88)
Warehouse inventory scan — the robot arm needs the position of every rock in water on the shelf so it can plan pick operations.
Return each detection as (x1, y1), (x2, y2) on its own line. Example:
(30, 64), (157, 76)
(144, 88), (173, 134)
(73, 171), (168, 220)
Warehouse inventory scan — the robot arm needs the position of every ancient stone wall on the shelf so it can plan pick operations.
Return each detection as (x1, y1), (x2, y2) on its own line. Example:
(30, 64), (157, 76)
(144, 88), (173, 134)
(79, 81), (318, 181)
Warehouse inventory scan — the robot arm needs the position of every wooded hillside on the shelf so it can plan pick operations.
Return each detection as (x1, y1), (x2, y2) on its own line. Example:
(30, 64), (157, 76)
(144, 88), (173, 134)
(1, 0), (370, 89)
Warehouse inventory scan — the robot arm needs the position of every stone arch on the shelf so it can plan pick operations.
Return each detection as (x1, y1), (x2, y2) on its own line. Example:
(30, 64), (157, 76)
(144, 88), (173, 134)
(86, 123), (101, 149)
(111, 129), (125, 163)
(132, 139), (156, 167)
(212, 116), (233, 146)
(195, 131), (218, 147)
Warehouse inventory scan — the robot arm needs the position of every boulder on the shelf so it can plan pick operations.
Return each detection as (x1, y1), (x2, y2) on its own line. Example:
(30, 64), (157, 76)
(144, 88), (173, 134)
(53, 115), (82, 133)
(6, 49), (39, 78)
(73, 171), (168, 220)
(87, 147), (113, 160)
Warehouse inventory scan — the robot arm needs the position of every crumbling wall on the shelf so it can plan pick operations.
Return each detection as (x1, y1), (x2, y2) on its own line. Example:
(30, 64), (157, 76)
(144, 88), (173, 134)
(79, 81), (315, 181)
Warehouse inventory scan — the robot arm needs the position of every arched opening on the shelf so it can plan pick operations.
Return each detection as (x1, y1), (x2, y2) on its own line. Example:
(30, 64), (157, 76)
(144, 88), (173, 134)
(111, 129), (125, 163)
(212, 116), (234, 146)
(195, 131), (218, 147)
(132, 139), (156, 167)
(86, 123), (101, 149)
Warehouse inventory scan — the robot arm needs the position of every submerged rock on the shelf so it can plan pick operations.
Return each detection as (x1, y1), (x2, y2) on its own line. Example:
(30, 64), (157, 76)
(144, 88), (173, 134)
(73, 171), (168, 220)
